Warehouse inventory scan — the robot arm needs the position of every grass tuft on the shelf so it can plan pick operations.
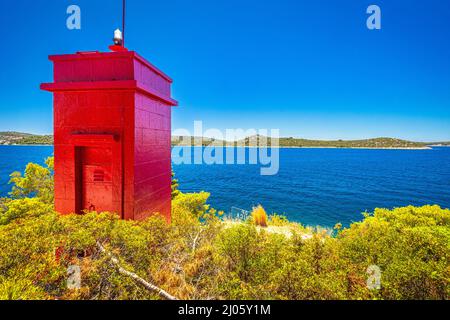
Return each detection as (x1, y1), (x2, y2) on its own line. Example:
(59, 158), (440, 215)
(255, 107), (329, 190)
(251, 205), (268, 227)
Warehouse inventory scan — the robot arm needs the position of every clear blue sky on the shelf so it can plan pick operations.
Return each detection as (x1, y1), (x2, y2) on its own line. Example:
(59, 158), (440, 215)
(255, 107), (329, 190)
(0, 0), (449, 141)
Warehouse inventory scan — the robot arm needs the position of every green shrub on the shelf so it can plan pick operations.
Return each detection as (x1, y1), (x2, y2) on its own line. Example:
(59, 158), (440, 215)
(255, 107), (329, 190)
(269, 213), (289, 226)
(9, 157), (54, 204)
(339, 205), (450, 300)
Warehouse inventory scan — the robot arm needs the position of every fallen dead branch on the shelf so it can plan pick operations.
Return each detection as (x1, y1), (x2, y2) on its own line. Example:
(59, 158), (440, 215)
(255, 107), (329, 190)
(96, 242), (178, 300)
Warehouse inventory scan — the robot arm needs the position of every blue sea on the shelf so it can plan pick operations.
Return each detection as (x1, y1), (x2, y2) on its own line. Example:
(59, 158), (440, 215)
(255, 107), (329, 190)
(1, 145), (449, 227)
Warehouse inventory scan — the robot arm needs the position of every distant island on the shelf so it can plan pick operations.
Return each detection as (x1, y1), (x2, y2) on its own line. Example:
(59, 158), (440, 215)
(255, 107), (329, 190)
(0, 132), (53, 145)
(171, 135), (449, 149)
(1, 131), (449, 149)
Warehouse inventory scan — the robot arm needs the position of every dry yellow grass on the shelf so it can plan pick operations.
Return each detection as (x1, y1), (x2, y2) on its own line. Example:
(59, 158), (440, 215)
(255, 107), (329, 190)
(251, 205), (268, 227)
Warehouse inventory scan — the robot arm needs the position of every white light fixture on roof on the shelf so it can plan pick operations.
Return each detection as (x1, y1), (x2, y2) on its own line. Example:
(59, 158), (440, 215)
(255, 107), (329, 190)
(113, 28), (123, 46)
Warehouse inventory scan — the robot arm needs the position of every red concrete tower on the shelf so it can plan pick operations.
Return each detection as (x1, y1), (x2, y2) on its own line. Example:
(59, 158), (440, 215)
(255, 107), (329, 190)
(41, 50), (177, 221)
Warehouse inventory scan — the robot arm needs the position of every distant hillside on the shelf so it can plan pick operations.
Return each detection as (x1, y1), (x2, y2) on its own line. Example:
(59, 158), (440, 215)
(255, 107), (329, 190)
(173, 135), (441, 149)
(172, 136), (219, 146)
(1, 132), (448, 149)
(277, 137), (449, 148)
(276, 137), (429, 149)
(0, 132), (53, 145)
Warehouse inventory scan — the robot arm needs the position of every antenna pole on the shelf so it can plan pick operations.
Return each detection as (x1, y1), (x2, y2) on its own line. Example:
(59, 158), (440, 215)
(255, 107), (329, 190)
(122, 0), (126, 47)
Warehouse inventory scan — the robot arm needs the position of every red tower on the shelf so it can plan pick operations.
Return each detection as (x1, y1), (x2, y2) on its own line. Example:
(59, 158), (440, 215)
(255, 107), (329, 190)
(41, 50), (177, 221)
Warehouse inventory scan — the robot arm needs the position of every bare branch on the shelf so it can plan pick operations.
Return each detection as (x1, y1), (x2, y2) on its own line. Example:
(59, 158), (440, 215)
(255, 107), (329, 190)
(96, 242), (178, 301)
(191, 228), (205, 253)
